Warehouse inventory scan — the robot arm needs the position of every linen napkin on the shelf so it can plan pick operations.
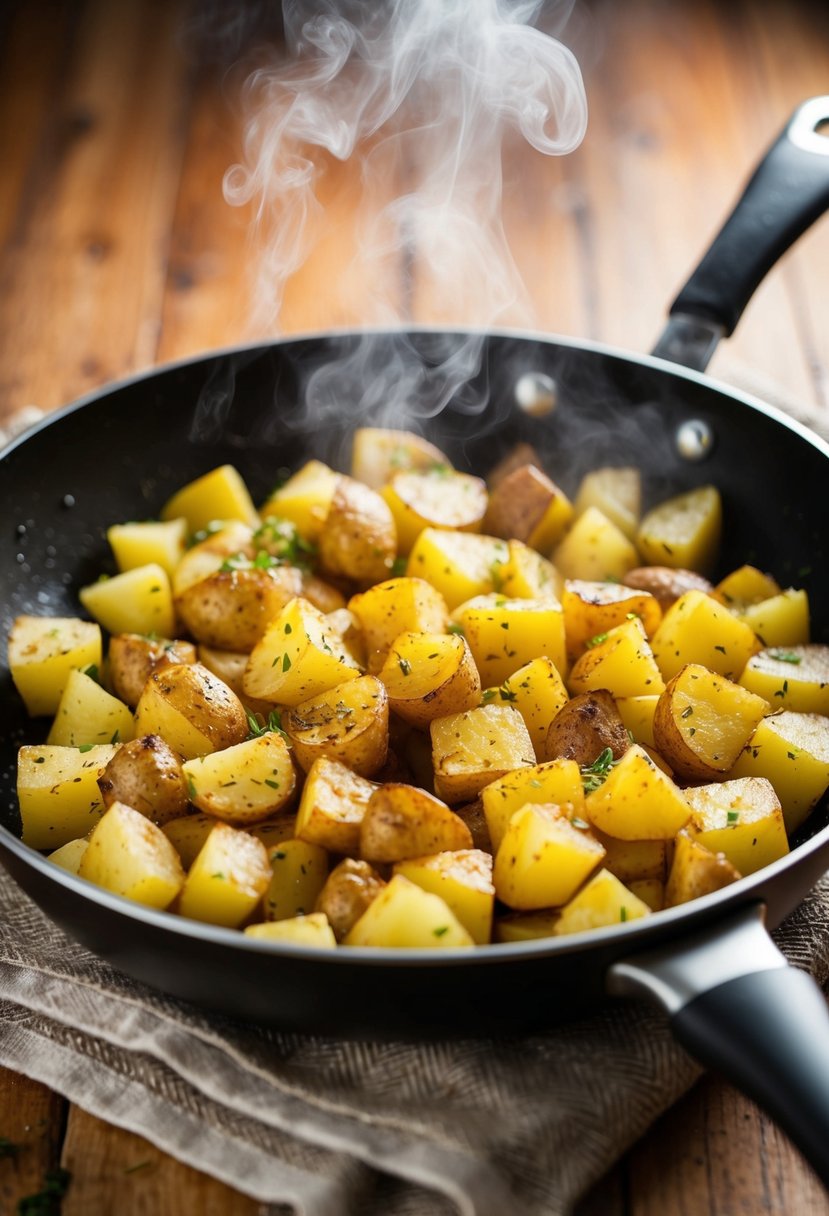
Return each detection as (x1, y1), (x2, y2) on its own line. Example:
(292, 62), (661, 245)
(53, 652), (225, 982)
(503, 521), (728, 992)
(1, 366), (828, 1216)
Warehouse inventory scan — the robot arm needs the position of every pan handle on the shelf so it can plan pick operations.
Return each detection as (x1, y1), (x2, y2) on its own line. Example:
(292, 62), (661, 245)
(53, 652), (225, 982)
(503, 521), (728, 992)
(608, 902), (829, 1188)
(652, 96), (829, 372)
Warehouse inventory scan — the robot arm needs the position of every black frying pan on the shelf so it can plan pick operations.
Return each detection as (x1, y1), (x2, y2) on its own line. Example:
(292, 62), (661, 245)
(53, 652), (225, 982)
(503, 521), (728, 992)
(2, 99), (829, 1184)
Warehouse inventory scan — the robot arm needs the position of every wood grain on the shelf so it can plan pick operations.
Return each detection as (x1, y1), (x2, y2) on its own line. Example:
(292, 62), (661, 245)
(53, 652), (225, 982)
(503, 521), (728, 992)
(0, 1066), (65, 1213)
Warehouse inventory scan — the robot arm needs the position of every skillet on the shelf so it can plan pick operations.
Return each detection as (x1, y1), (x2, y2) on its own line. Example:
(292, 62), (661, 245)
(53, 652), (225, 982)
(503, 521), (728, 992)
(2, 98), (829, 1183)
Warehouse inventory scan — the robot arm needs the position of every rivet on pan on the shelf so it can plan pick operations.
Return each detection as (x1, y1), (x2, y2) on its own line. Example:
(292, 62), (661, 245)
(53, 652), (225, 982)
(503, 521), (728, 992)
(676, 419), (714, 461)
(515, 372), (557, 417)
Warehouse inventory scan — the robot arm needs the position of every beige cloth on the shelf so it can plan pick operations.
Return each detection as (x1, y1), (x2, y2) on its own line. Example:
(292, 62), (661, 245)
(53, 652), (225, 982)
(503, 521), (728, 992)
(1, 367), (828, 1215)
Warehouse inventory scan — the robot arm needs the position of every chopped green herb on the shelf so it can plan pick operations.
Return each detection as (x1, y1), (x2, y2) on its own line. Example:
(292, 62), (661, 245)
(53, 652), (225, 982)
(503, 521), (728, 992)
(398, 657), (411, 676)
(246, 709), (288, 741)
(187, 778), (197, 802)
(264, 779), (280, 789)
(774, 680), (789, 698)
(282, 653), (292, 672)
(727, 809), (740, 825)
(391, 556), (408, 577)
(770, 651), (801, 664)
(481, 688), (497, 703)
(110, 730), (121, 745)
(433, 925), (449, 937)
(498, 682), (517, 702)
(681, 706), (694, 719)
(82, 663), (100, 683)
(447, 623), (465, 637)
(253, 515), (317, 570)
(580, 747), (618, 793)
(77, 743), (95, 753)
(586, 632), (608, 648)
(620, 907), (628, 922)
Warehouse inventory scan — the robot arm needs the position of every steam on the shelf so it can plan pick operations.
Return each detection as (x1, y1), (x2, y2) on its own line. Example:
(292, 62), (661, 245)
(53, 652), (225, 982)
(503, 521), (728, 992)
(224, 0), (587, 331)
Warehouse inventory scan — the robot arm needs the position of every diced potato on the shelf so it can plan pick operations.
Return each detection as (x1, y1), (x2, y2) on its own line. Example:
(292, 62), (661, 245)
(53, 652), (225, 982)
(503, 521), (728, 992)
(350, 427), (449, 488)
(9, 615), (102, 717)
(107, 518), (187, 578)
(324, 608), (367, 669)
(542, 690), (630, 766)
(108, 634), (196, 709)
(591, 831), (667, 883)
(378, 632), (480, 728)
(197, 646), (273, 717)
(493, 804), (605, 910)
(301, 572), (347, 615)
(161, 464), (260, 532)
(453, 594), (566, 687)
(494, 910), (560, 942)
(664, 830), (742, 907)
(360, 784), (473, 863)
(552, 868), (651, 935)
(175, 565), (303, 651)
(47, 838), (89, 874)
(552, 507), (639, 582)
(135, 663), (248, 760)
(344, 874), (474, 948)
(179, 823), (272, 927)
(614, 694), (659, 748)
(79, 800), (185, 909)
(264, 839), (329, 921)
(584, 744), (690, 840)
(319, 474), (396, 583)
(243, 597), (361, 706)
(406, 529), (508, 610)
(650, 590), (761, 682)
(492, 539), (562, 601)
(483, 464), (573, 552)
(17, 743), (118, 849)
(737, 589), (810, 649)
(636, 485), (721, 574)
(714, 564), (781, 608)
(98, 734), (190, 824)
(259, 460), (339, 540)
(481, 757), (584, 852)
(623, 566), (714, 610)
(162, 813), (220, 867)
(182, 731), (296, 825)
(80, 564), (176, 639)
(314, 858), (387, 941)
(567, 618), (665, 699)
(683, 776), (788, 877)
(246, 815), (298, 851)
(394, 849), (494, 944)
(294, 757), (377, 854)
(382, 467), (487, 553)
(482, 657), (569, 756)
(348, 577), (448, 672)
(562, 579), (662, 661)
(431, 704), (536, 803)
(739, 644), (829, 714)
(47, 668), (134, 747)
(573, 467), (641, 540)
(653, 664), (768, 782)
(727, 710), (829, 833)
(171, 521), (254, 597)
(486, 443), (543, 489)
(628, 878), (665, 912)
(284, 675), (389, 777)
(244, 913), (337, 947)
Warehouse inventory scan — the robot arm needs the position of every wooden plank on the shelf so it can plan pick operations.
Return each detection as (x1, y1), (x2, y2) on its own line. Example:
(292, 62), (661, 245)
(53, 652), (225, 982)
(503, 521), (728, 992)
(60, 1106), (262, 1216)
(0, 1066), (66, 1214)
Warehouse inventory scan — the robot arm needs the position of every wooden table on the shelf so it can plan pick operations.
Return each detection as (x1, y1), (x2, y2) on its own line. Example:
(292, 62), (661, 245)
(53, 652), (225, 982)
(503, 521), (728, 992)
(1, 1), (828, 1211)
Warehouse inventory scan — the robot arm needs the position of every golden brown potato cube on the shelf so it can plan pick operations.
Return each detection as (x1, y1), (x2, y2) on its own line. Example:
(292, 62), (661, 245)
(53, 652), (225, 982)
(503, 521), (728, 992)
(244, 913), (337, 947)
(17, 744), (117, 849)
(573, 467), (641, 541)
(552, 507), (638, 582)
(636, 485), (722, 575)
(382, 467), (488, 554)
(283, 675), (389, 777)
(727, 710), (829, 834)
(481, 757), (585, 852)
(650, 590), (760, 683)
(259, 460), (339, 541)
(430, 704), (536, 803)
(175, 564), (303, 651)
(378, 632), (480, 728)
(683, 776), (789, 877)
(9, 615), (102, 718)
(162, 812), (220, 868)
(406, 529), (508, 610)
(294, 757), (378, 854)
(243, 597), (361, 707)
(562, 579), (662, 661)
(483, 464), (573, 552)
(324, 608), (367, 668)
(108, 633), (197, 708)
(739, 644), (829, 715)
(542, 690), (629, 767)
(171, 521), (255, 597)
(134, 662), (248, 760)
(653, 664), (768, 782)
(493, 804), (605, 910)
(344, 874), (474, 948)
(552, 868), (651, 935)
(713, 564), (781, 609)
(360, 784), (473, 863)
(318, 474), (396, 583)
(315, 857), (387, 941)
(584, 744), (691, 840)
(179, 823), (272, 927)
(486, 443), (543, 489)
(79, 801), (185, 910)
(453, 593), (567, 688)
(196, 645), (274, 717)
(590, 831), (667, 884)
(664, 830), (741, 907)
(348, 576), (448, 672)
(623, 566), (714, 611)
(394, 849), (494, 944)
(350, 426), (449, 488)
(492, 539), (562, 601)
(97, 734), (190, 825)
(181, 731), (297, 825)
(567, 618), (665, 700)
(264, 839), (329, 922)
(161, 464), (260, 533)
(482, 657), (569, 758)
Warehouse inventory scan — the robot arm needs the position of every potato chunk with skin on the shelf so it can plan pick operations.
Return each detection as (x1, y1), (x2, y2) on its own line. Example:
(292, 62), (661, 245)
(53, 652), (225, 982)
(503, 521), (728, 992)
(196, 646), (273, 717)
(394, 849), (494, 944)
(431, 704), (536, 803)
(453, 594), (567, 688)
(552, 507), (639, 583)
(738, 588), (810, 649)
(17, 744), (117, 849)
(161, 464), (260, 532)
(80, 563), (176, 639)
(567, 618), (665, 700)
(264, 839), (329, 922)
(727, 710), (829, 834)
(561, 579), (662, 661)
(48, 838), (89, 875)
(378, 632), (480, 728)
(653, 664), (768, 782)
(350, 427), (449, 488)
(294, 757), (377, 854)
(47, 668), (134, 747)
(348, 577), (449, 672)
(259, 460), (339, 541)
(591, 831), (667, 884)
(552, 868), (651, 936)
(492, 539), (562, 601)
(315, 858), (387, 942)
(482, 656), (569, 757)
(481, 757), (584, 852)
(573, 467), (641, 541)
(344, 874), (474, 948)
(650, 590), (761, 683)
(319, 474), (396, 583)
(623, 566), (714, 611)
(243, 597), (360, 707)
(664, 830), (741, 908)
(284, 675), (389, 777)
(383, 467), (488, 553)
(739, 644), (829, 715)
(483, 464), (573, 552)
(406, 529), (508, 610)
(9, 615), (102, 718)
(683, 777), (789, 877)
(360, 784), (473, 863)
(182, 731), (296, 825)
(79, 801), (185, 910)
(179, 823), (271, 927)
(175, 564), (303, 651)
(98, 734), (190, 825)
(585, 744), (691, 840)
(542, 690), (630, 767)
(108, 634), (197, 708)
(714, 564), (781, 609)
(162, 812), (220, 868)
(244, 913), (337, 947)
(135, 662), (248, 760)
(494, 804), (605, 910)
(636, 485), (721, 575)
(171, 521), (254, 597)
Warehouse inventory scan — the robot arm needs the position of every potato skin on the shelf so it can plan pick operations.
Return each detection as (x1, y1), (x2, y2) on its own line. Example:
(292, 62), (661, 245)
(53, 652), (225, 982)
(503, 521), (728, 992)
(284, 675), (390, 778)
(175, 565), (302, 650)
(319, 475), (396, 583)
(360, 783), (473, 863)
(542, 690), (629, 766)
(315, 857), (387, 941)
(97, 734), (190, 825)
(624, 566), (714, 610)
(108, 634), (197, 708)
(138, 662), (249, 754)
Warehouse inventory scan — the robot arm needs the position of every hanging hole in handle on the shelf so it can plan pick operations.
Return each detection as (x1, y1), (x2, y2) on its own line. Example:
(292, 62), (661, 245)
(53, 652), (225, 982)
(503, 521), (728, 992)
(787, 97), (829, 155)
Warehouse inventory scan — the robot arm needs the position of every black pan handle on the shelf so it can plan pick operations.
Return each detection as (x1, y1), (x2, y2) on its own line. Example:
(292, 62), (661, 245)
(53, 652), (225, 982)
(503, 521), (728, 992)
(652, 96), (829, 371)
(608, 903), (829, 1188)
